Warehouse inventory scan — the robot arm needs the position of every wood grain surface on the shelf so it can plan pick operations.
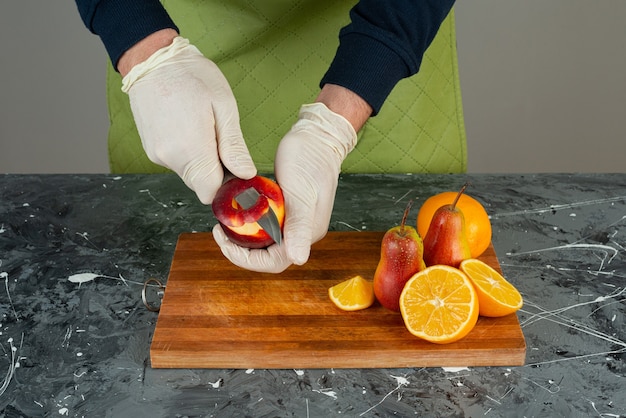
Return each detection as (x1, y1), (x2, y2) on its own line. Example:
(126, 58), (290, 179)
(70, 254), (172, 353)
(150, 232), (526, 369)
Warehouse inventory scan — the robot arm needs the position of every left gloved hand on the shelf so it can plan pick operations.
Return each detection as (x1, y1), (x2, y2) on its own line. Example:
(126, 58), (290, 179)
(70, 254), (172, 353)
(212, 103), (357, 272)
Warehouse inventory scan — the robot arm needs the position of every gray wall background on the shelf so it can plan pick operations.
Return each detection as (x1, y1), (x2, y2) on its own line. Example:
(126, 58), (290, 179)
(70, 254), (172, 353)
(1, 1), (625, 174)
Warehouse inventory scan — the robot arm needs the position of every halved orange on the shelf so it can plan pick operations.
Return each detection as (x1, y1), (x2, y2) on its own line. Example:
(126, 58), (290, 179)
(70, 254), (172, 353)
(460, 259), (523, 317)
(328, 275), (375, 311)
(399, 265), (479, 344)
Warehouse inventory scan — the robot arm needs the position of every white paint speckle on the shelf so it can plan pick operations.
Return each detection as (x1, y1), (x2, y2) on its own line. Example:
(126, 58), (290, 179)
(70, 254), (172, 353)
(442, 367), (469, 373)
(245, 369), (254, 374)
(359, 375), (410, 416)
(59, 407), (69, 416)
(68, 273), (101, 284)
(208, 378), (223, 388)
(313, 388), (338, 400)
(294, 369), (305, 376)
(67, 272), (134, 288)
(390, 375), (410, 386)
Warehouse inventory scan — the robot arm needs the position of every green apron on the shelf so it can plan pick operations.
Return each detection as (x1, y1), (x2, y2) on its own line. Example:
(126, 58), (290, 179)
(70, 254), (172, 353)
(106, 0), (466, 174)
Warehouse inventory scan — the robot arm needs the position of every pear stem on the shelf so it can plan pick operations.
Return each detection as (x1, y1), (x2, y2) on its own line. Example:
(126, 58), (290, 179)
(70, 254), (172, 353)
(399, 199), (413, 234)
(451, 182), (470, 209)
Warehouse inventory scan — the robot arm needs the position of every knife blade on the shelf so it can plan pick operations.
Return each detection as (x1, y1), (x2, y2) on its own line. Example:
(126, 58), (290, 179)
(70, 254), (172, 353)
(234, 187), (282, 245)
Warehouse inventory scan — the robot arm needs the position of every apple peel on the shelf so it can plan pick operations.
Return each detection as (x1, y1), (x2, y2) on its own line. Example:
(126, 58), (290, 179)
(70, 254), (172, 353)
(222, 195), (271, 227)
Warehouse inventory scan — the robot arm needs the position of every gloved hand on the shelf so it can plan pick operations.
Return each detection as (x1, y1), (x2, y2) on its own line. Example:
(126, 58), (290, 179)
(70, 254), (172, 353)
(213, 103), (357, 272)
(121, 37), (256, 204)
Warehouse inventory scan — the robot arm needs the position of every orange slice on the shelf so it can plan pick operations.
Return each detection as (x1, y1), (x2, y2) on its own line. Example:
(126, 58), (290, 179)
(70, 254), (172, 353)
(460, 259), (523, 317)
(328, 275), (375, 311)
(399, 265), (479, 344)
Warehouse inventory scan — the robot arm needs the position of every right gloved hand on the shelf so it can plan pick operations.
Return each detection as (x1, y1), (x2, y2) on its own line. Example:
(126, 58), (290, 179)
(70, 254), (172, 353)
(121, 36), (256, 204)
(212, 103), (358, 273)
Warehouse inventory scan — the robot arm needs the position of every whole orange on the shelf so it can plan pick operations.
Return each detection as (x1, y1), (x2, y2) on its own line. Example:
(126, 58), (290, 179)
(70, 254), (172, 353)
(417, 192), (492, 258)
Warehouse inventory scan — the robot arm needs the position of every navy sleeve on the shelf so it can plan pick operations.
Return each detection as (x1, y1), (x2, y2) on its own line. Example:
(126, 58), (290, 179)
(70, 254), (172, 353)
(75, 0), (178, 71)
(320, 0), (456, 115)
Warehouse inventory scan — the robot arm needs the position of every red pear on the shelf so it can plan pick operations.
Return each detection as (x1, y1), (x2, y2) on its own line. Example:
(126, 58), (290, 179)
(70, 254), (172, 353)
(373, 201), (426, 311)
(423, 183), (472, 268)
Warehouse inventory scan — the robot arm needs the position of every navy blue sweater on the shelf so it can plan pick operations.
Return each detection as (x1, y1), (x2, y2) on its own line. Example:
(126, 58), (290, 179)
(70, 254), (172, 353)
(75, 0), (454, 114)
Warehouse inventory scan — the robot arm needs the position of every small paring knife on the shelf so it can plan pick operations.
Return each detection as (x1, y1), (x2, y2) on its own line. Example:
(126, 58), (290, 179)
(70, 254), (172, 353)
(234, 187), (282, 245)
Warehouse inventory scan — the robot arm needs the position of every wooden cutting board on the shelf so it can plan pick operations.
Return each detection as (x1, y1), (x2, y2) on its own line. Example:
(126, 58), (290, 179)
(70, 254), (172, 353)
(150, 232), (526, 369)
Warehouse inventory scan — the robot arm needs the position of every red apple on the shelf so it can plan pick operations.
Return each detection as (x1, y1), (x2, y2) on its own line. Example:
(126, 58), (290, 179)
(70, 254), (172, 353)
(211, 176), (285, 248)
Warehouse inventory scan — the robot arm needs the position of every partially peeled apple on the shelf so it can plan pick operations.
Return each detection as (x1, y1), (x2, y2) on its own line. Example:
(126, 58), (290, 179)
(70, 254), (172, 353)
(211, 176), (285, 248)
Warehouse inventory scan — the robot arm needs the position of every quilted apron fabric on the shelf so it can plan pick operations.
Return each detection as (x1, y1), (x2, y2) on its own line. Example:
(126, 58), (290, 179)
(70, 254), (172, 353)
(106, 0), (467, 174)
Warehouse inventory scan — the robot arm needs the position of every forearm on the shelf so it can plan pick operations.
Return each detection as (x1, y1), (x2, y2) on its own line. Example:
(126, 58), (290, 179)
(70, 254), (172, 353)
(315, 84), (372, 133)
(74, 0), (178, 71)
(321, 0), (455, 115)
(117, 28), (178, 77)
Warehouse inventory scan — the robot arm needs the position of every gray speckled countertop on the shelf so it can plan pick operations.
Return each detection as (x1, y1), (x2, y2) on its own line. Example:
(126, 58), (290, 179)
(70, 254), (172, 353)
(0, 173), (624, 417)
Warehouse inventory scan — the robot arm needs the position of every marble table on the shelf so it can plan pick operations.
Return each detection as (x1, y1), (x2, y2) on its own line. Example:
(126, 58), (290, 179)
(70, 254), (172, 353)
(0, 173), (624, 417)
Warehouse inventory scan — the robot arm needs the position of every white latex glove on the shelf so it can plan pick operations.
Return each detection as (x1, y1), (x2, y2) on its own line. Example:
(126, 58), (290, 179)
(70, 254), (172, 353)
(121, 37), (256, 204)
(213, 103), (357, 272)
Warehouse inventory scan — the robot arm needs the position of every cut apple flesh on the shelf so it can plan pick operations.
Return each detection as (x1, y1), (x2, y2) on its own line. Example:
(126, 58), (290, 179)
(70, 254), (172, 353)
(226, 198), (282, 237)
(227, 221), (263, 236)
